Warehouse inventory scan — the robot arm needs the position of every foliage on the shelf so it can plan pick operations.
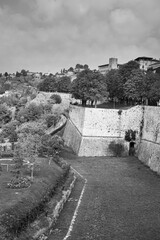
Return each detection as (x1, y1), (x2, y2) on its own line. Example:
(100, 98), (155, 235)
(1, 120), (18, 143)
(45, 114), (60, 128)
(56, 76), (71, 93)
(37, 77), (57, 92)
(17, 133), (42, 179)
(105, 69), (124, 100)
(17, 103), (43, 122)
(17, 121), (46, 137)
(7, 176), (31, 189)
(50, 94), (62, 104)
(0, 103), (12, 125)
(71, 69), (108, 107)
(125, 129), (137, 142)
(0, 93), (19, 107)
(39, 134), (64, 159)
(124, 69), (145, 101)
(149, 77), (160, 102)
(118, 109), (122, 115)
(118, 60), (140, 84)
(21, 69), (27, 76)
(108, 141), (124, 157)
(42, 102), (52, 113)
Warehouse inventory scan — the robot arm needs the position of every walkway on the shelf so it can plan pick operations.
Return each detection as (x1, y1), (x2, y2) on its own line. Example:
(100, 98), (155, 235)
(49, 152), (160, 240)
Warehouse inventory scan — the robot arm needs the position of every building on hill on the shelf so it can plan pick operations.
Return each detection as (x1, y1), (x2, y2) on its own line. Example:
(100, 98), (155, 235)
(55, 70), (77, 82)
(147, 62), (160, 74)
(98, 58), (121, 75)
(134, 57), (160, 71)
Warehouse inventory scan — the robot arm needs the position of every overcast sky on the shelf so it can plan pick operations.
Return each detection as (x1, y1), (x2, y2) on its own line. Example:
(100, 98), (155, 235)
(0, 0), (160, 74)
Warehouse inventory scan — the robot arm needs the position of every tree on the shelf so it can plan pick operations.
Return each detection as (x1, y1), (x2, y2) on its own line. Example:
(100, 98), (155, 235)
(143, 72), (160, 105)
(4, 72), (8, 79)
(84, 64), (89, 70)
(50, 94), (62, 104)
(124, 69), (145, 103)
(45, 114), (60, 128)
(37, 77), (57, 92)
(119, 60), (140, 84)
(149, 79), (160, 103)
(16, 103), (43, 122)
(17, 133), (41, 180)
(40, 134), (64, 164)
(56, 76), (71, 93)
(71, 69), (108, 107)
(75, 64), (84, 69)
(1, 120), (18, 149)
(68, 67), (74, 72)
(105, 69), (124, 101)
(0, 103), (12, 125)
(21, 69), (27, 76)
(16, 71), (21, 77)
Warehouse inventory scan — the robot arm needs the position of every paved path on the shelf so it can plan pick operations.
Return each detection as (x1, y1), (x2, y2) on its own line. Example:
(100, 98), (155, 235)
(49, 152), (160, 240)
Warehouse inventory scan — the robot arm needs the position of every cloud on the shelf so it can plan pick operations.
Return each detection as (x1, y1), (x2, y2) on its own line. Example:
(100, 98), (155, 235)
(0, 0), (160, 73)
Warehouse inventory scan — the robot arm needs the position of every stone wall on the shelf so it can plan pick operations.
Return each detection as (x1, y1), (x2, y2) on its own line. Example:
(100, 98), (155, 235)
(138, 106), (160, 174)
(63, 119), (82, 154)
(63, 105), (143, 156)
(69, 105), (85, 134)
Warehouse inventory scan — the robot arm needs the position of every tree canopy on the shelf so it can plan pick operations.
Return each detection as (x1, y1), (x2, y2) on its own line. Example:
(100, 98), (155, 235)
(71, 69), (108, 107)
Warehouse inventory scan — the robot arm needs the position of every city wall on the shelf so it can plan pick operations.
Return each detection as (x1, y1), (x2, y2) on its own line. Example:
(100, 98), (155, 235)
(138, 106), (160, 173)
(63, 105), (143, 156)
(63, 105), (160, 174)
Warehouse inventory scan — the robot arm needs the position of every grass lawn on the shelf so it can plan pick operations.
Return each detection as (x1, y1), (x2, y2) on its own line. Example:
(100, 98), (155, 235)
(0, 157), (63, 214)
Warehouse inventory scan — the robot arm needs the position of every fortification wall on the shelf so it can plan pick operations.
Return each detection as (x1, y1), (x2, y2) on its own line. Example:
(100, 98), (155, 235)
(83, 108), (120, 137)
(63, 119), (82, 154)
(138, 106), (160, 174)
(69, 106), (85, 134)
(64, 105), (142, 156)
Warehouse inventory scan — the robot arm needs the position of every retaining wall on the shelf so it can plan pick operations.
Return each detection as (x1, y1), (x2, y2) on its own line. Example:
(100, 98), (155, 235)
(138, 106), (160, 174)
(63, 105), (143, 156)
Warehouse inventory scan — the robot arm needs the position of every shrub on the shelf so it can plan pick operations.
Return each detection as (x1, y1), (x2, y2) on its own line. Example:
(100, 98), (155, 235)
(45, 114), (60, 128)
(17, 103), (43, 122)
(50, 94), (62, 104)
(109, 141), (124, 157)
(0, 103), (12, 125)
(43, 102), (52, 113)
(7, 176), (31, 189)
(125, 129), (136, 142)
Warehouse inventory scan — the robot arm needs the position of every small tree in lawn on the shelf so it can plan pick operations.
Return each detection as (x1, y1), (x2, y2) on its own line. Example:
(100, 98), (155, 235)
(1, 120), (18, 150)
(13, 145), (23, 177)
(17, 133), (41, 180)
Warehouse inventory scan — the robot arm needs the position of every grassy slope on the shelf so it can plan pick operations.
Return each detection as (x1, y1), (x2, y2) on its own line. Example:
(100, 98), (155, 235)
(0, 158), (63, 214)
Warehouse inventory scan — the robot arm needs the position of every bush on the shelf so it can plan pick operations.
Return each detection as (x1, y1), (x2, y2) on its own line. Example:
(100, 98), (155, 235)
(45, 114), (60, 128)
(125, 129), (136, 142)
(7, 176), (31, 189)
(108, 141), (124, 157)
(50, 94), (62, 104)
(17, 103), (43, 122)
(43, 103), (52, 113)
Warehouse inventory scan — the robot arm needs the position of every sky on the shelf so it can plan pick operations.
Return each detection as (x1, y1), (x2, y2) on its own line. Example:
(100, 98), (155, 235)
(0, 0), (160, 74)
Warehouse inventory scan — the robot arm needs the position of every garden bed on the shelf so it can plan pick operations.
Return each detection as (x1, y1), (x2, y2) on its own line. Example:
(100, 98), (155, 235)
(0, 157), (70, 240)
